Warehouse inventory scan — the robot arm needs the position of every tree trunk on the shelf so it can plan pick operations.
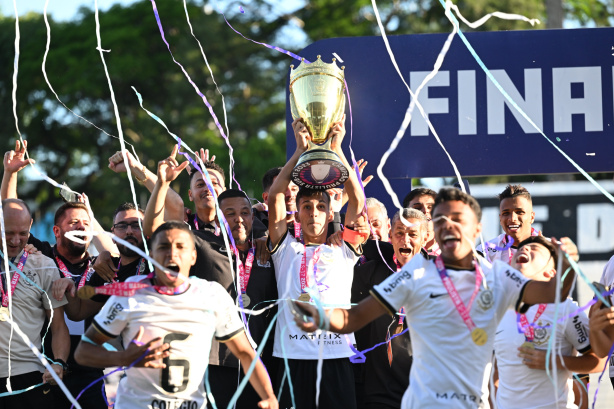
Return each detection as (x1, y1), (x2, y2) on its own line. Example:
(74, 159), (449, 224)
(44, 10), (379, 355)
(546, 0), (564, 28)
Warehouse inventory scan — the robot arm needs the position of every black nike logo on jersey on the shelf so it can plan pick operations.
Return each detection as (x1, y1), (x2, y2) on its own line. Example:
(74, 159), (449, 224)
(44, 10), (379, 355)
(429, 293), (448, 299)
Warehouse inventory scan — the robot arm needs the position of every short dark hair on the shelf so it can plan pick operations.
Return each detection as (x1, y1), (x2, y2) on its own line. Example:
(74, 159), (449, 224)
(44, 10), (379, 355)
(218, 189), (251, 207)
(54, 202), (89, 225)
(498, 184), (532, 203)
(517, 235), (569, 272)
(189, 160), (226, 186)
(150, 221), (195, 248)
(402, 187), (437, 208)
(112, 202), (144, 223)
(262, 167), (282, 193)
(432, 188), (482, 222)
(2, 198), (32, 219)
(295, 187), (331, 207)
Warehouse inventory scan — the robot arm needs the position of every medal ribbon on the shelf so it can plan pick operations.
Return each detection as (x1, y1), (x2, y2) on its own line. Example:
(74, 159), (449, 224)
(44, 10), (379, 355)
(146, 272), (190, 295)
(1, 251), (28, 307)
(517, 303), (547, 342)
(293, 222), (301, 240)
(84, 272), (190, 298)
(387, 253), (406, 365)
(299, 246), (321, 296)
(87, 281), (151, 297)
(235, 247), (255, 294)
(55, 256), (93, 291)
(435, 256), (482, 335)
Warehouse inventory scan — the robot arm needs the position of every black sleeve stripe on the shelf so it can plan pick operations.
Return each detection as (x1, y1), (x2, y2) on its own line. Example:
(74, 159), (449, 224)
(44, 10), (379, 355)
(578, 345), (592, 355)
(269, 230), (289, 255)
(216, 327), (244, 342)
(92, 319), (120, 339)
(344, 240), (362, 257)
(369, 288), (396, 317)
(515, 280), (532, 313)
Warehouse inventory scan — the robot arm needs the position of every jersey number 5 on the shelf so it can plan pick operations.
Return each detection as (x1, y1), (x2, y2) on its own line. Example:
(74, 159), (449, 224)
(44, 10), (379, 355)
(161, 333), (191, 393)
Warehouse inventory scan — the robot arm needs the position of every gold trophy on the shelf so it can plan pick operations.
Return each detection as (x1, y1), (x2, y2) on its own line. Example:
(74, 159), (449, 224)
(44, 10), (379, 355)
(289, 55), (349, 190)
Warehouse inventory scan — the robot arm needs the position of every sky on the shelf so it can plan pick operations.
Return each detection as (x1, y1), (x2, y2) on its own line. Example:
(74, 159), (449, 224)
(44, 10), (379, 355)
(2, 0), (137, 21)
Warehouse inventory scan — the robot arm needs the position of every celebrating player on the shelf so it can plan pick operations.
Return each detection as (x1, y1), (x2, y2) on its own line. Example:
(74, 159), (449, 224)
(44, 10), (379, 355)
(294, 187), (576, 408)
(74, 221), (277, 409)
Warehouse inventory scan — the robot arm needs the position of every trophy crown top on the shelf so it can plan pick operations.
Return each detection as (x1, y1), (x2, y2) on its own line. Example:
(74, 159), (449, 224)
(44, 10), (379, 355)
(290, 55), (345, 83)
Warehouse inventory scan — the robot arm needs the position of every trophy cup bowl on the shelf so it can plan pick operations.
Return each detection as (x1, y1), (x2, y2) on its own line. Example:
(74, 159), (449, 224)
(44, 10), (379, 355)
(289, 55), (349, 190)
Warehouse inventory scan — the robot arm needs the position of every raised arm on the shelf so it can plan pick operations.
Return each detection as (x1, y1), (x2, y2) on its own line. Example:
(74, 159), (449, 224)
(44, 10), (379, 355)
(109, 150), (184, 221)
(143, 146), (188, 236)
(328, 119), (364, 229)
(268, 119), (309, 247)
(1, 139), (35, 200)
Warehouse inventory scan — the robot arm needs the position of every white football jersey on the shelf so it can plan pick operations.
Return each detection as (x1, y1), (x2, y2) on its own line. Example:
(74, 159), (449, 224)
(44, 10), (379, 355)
(270, 231), (359, 359)
(476, 233), (516, 265)
(598, 255), (614, 377)
(371, 255), (529, 409)
(93, 276), (244, 409)
(495, 300), (591, 409)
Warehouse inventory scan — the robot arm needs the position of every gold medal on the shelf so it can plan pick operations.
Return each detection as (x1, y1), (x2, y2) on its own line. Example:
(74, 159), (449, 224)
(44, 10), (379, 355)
(297, 293), (310, 302)
(471, 328), (488, 346)
(240, 294), (251, 308)
(0, 306), (9, 322)
(520, 341), (535, 349)
(77, 285), (96, 300)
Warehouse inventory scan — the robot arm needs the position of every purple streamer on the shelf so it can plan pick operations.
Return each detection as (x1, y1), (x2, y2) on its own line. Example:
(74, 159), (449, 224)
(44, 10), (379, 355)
(221, 14), (309, 63)
(70, 349), (148, 409)
(350, 328), (409, 363)
(148, 0), (241, 190)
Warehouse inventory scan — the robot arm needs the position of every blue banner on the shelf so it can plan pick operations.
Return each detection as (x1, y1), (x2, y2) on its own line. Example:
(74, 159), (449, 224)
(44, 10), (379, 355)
(286, 28), (614, 198)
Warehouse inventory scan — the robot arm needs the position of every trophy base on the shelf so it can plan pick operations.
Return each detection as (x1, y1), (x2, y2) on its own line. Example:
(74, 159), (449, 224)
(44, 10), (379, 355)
(291, 149), (349, 190)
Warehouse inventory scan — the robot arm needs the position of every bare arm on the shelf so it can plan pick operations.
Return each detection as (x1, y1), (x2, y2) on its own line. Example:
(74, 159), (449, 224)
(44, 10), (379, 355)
(588, 303), (614, 357)
(109, 150), (184, 221)
(43, 306), (70, 384)
(294, 295), (388, 334)
(225, 332), (278, 409)
(1, 140), (34, 200)
(518, 346), (606, 373)
(268, 119), (309, 247)
(143, 146), (189, 236)
(75, 325), (169, 369)
(52, 278), (104, 321)
(48, 307), (70, 361)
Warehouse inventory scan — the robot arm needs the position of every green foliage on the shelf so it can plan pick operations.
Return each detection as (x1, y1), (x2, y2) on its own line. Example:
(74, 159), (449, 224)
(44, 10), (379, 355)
(0, 0), (608, 226)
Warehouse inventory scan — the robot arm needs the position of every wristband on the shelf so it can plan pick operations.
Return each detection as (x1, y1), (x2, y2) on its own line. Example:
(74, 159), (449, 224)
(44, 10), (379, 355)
(53, 359), (68, 372)
(342, 227), (368, 244)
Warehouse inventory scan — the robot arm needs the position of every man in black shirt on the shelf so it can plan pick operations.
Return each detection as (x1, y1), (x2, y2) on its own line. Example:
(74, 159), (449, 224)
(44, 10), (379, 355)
(30, 202), (108, 409)
(351, 208), (428, 409)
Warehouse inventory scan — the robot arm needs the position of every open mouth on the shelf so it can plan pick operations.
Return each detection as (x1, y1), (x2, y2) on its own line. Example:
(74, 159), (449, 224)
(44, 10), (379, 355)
(441, 234), (461, 250)
(165, 262), (180, 276)
(399, 247), (413, 256)
(515, 253), (530, 264)
(507, 224), (520, 232)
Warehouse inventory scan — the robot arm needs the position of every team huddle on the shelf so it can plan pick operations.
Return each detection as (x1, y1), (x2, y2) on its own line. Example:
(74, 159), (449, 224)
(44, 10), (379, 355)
(1, 117), (614, 409)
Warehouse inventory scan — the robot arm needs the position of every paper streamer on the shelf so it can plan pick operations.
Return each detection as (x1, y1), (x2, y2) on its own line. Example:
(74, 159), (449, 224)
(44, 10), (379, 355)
(148, 0), (241, 189)
(93, 0), (151, 270)
(437, 0), (614, 204)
